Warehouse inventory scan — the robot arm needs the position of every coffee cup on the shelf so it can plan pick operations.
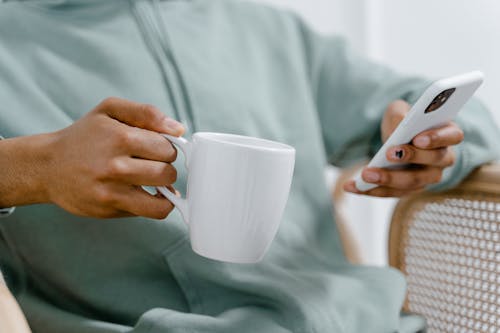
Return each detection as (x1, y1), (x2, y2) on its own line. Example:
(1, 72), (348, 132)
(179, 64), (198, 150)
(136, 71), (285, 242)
(157, 132), (295, 264)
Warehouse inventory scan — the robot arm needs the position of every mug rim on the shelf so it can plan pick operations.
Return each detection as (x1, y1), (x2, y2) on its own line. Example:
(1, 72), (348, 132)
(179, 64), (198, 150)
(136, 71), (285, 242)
(193, 132), (295, 153)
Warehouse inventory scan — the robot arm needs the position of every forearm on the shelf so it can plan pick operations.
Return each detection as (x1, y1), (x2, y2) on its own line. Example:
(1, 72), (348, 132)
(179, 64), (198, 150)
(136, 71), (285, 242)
(0, 273), (32, 333)
(307, 34), (429, 167)
(0, 133), (54, 208)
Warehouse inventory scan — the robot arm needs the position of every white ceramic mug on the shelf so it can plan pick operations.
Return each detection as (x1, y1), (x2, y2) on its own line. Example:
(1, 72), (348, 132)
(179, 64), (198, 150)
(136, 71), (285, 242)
(157, 132), (295, 263)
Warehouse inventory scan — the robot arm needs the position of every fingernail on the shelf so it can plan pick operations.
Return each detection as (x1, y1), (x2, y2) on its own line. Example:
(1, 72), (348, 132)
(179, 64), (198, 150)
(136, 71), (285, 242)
(343, 182), (357, 193)
(364, 170), (380, 182)
(391, 147), (404, 160)
(164, 118), (184, 131)
(414, 136), (430, 147)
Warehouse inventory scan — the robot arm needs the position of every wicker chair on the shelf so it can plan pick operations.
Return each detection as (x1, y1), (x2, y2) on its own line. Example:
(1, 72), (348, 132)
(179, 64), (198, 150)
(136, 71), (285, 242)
(335, 163), (500, 333)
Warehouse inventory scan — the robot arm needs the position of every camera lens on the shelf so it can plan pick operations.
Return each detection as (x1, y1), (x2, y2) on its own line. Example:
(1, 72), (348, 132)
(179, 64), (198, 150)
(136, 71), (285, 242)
(425, 88), (456, 114)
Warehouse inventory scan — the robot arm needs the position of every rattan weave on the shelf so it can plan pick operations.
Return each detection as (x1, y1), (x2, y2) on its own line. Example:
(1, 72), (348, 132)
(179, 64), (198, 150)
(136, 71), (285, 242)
(389, 164), (500, 333)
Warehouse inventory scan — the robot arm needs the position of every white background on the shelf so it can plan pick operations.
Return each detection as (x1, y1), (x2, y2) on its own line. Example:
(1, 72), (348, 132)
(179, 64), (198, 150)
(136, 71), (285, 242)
(253, 0), (500, 265)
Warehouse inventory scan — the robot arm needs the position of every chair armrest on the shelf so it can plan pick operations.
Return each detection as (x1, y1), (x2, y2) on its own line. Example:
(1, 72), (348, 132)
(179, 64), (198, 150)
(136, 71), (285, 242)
(331, 162), (366, 264)
(389, 162), (500, 332)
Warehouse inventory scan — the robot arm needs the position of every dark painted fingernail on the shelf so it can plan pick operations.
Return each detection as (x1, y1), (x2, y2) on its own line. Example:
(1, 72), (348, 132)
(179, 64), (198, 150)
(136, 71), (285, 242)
(394, 149), (404, 159)
(364, 170), (380, 182)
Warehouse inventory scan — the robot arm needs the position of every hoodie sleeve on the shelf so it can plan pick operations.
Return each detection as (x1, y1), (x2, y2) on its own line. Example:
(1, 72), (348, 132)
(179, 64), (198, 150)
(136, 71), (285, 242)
(299, 23), (500, 191)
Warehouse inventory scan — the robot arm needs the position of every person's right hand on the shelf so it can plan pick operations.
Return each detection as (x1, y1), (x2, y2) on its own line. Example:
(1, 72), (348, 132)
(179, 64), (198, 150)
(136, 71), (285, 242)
(43, 97), (184, 219)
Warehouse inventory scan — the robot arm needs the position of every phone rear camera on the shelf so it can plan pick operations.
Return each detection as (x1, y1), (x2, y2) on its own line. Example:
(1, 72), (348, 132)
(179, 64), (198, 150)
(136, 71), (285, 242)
(425, 88), (456, 113)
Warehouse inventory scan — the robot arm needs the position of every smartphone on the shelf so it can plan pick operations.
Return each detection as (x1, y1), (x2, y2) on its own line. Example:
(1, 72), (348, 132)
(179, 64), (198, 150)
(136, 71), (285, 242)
(354, 71), (484, 192)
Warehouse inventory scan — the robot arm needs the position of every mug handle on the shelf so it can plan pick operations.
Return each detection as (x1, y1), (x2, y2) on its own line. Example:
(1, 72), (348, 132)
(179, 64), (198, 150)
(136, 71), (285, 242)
(156, 134), (192, 224)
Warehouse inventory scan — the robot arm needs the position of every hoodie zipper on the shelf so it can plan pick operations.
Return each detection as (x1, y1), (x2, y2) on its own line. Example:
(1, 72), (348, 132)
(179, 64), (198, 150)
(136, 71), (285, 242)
(130, 0), (195, 135)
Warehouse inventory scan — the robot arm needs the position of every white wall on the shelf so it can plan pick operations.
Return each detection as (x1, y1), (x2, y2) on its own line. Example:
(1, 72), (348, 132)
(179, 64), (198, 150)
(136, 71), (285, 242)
(369, 0), (500, 126)
(252, 0), (500, 265)
(254, 0), (500, 124)
(362, 0), (500, 265)
(251, 0), (365, 48)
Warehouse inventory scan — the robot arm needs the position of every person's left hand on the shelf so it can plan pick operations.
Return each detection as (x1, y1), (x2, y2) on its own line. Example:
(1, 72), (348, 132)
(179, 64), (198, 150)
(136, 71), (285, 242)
(343, 100), (464, 197)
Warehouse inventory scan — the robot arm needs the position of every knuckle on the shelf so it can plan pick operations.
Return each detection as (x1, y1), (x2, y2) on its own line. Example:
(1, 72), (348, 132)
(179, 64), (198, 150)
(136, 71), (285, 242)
(140, 103), (155, 114)
(100, 97), (119, 109)
(117, 129), (136, 147)
(94, 186), (116, 206)
(108, 158), (127, 177)
(140, 104), (162, 121)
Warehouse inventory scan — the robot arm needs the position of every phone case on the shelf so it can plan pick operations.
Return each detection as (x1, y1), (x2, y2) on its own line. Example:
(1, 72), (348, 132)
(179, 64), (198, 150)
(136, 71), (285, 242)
(354, 71), (484, 192)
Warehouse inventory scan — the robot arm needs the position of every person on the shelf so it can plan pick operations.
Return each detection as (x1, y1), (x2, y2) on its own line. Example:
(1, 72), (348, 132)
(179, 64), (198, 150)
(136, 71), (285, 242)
(0, 0), (498, 332)
(0, 272), (32, 333)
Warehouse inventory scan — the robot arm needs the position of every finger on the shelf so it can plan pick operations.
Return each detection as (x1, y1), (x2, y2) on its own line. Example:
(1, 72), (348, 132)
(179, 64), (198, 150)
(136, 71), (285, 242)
(386, 145), (456, 168)
(97, 97), (185, 136)
(116, 186), (175, 219)
(106, 157), (177, 186)
(343, 180), (363, 194)
(120, 126), (177, 162)
(92, 209), (135, 219)
(362, 186), (426, 198)
(71, 205), (134, 219)
(412, 122), (464, 149)
(381, 100), (411, 142)
(361, 166), (443, 190)
(343, 180), (424, 198)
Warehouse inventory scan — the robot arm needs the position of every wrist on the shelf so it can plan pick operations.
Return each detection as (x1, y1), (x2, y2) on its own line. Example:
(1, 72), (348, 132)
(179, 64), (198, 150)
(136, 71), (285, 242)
(29, 132), (57, 204)
(0, 132), (56, 207)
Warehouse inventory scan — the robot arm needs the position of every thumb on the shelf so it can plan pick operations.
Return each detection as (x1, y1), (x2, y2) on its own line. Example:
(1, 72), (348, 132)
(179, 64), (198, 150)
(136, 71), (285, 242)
(97, 97), (185, 136)
(381, 100), (410, 143)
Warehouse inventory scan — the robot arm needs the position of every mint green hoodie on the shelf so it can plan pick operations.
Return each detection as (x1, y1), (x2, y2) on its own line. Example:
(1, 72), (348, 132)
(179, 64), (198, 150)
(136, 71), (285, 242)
(0, 1), (498, 332)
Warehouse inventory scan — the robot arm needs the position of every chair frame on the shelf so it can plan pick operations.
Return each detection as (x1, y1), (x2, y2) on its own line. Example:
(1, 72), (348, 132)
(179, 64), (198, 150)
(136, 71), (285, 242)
(388, 163), (500, 312)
